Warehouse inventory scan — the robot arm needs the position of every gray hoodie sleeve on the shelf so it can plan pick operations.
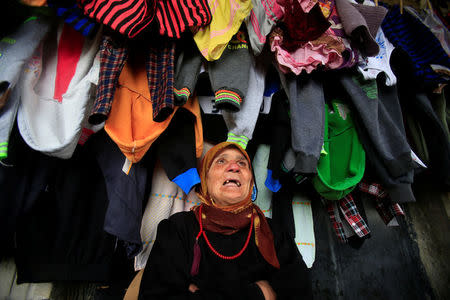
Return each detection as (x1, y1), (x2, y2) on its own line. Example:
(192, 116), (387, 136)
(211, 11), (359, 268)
(278, 71), (325, 175)
(223, 56), (266, 149)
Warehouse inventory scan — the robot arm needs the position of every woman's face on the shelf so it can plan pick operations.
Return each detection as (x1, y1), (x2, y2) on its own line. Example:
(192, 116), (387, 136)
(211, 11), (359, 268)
(206, 147), (253, 207)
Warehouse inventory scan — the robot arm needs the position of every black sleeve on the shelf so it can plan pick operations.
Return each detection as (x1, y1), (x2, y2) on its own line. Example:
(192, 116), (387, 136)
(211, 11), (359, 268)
(138, 217), (265, 300)
(268, 223), (313, 299)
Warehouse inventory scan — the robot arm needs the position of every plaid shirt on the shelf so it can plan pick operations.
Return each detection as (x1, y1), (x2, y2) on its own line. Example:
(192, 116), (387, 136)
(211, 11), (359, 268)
(89, 35), (128, 124)
(326, 202), (347, 243)
(146, 40), (176, 122)
(326, 194), (371, 242)
(359, 182), (404, 226)
(90, 37), (176, 124)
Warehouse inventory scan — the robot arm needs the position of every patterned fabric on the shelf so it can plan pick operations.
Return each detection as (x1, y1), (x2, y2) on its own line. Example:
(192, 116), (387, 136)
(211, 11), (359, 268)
(47, 0), (99, 37)
(382, 5), (450, 85)
(359, 182), (387, 198)
(134, 161), (201, 270)
(227, 132), (249, 149)
(339, 194), (370, 238)
(89, 35), (128, 125)
(359, 182), (404, 226)
(326, 194), (370, 242)
(77, 0), (157, 38)
(156, 0), (212, 38)
(146, 40), (176, 122)
(326, 201), (347, 242)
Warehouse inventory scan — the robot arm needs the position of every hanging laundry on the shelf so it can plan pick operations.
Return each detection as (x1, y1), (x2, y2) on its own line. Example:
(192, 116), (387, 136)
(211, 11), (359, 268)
(382, 5), (450, 87)
(338, 71), (416, 203)
(278, 71), (326, 175)
(77, 0), (157, 38)
(104, 48), (203, 164)
(12, 130), (117, 283)
(47, 0), (99, 37)
(270, 26), (344, 74)
(312, 99), (365, 200)
(155, 108), (202, 194)
(391, 48), (450, 189)
(134, 160), (201, 271)
(405, 6), (450, 56)
(222, 55), (267, 149)
(175, 28), (252, 112)
(16, 22), (102, 159)
(357, 28), (397, 86)
(245, 90), (291, 192)
(91, 129), (149, 257)
(192, 0), (253, 61)
(325, 0), (360, 68)
(155, 0), (212, 39)
(271, 175), (295, 238)
(359, 182), (404, 226)
(335, 0), (387, 57)
(252, 144), (273, 218)
(279, 1), (331, 52)
(146, 39), (177, 122)
(89, 32), (128, 125)
(245, 0), (283, 55)
(291, 192), (316, 268)
(0, 16), (50, 160)
(270, 0), (354, 75)
(326, 195), (370, 243)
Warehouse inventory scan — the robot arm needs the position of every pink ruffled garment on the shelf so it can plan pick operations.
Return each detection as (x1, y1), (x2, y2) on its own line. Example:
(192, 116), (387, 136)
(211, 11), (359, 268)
(270, 27), (343, 75)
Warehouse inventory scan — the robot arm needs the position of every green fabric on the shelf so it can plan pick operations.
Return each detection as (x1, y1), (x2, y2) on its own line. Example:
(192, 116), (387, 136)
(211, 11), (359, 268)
(312, 100), (365, 200)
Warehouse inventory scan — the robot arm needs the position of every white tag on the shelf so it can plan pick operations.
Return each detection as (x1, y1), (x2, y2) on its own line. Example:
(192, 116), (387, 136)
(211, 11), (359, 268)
(122, 157), (132, 175)
(411, 150), (427, 168)
(259, 96), (272, 114)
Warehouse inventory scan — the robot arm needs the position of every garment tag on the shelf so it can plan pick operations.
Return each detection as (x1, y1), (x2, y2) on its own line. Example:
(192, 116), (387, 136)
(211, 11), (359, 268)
(411, 150), (427, 168)
(122, 157), (132, 175)
(259, 96), (272, 114)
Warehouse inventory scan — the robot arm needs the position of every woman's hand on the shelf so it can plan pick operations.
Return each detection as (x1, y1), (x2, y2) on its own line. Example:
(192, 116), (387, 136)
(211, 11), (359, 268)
(188, 283), (199, 293)
(255, 280), (277, 300)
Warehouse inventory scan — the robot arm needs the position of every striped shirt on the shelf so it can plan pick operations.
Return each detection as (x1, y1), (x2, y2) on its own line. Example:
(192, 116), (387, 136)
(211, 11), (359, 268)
(381, 5), (450, 85)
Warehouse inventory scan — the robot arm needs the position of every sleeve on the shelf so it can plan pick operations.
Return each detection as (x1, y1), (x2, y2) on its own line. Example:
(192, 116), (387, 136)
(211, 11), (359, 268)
(138, 217), (266, 300)
(268, 224), (313, 299)
(156, 109), (200, 195)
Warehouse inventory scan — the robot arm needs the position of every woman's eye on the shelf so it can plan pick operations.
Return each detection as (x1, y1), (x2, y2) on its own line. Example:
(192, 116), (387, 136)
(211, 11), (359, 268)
(217, 158), (225, 164)
(238, 161), (247, 167)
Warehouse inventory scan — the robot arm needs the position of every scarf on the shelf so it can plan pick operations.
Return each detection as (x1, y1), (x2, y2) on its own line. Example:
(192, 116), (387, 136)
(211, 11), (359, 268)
(190, 142), (280, 276)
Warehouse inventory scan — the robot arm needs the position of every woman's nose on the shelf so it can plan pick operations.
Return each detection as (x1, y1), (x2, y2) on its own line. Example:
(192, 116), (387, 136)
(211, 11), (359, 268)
(226, 161), (240, 172)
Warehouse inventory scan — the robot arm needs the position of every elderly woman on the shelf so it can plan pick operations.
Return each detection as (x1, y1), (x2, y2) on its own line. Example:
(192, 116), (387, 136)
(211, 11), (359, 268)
(137, 142), (312, 299)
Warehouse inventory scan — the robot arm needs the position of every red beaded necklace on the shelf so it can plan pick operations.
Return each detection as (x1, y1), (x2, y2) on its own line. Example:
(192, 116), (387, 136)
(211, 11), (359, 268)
(196, 204), (254, 260)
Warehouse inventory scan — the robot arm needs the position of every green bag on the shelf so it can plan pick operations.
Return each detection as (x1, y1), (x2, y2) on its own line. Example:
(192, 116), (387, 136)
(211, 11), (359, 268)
(312, 100), (365, 200)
